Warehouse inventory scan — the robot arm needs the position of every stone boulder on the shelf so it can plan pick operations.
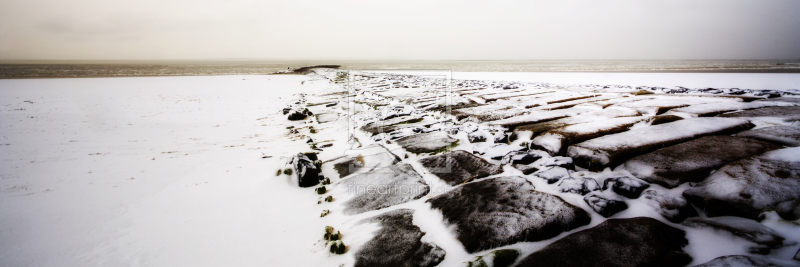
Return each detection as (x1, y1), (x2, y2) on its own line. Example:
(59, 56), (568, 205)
(683, 147), (800, 220)
(641, 190), (698, 223)
(396, 132), (458, 154)
(603, 176), (650, 199)
(692, 255), (781, 267)
(287, 108), (312, 120)
(500, 150), (543, 165)
(419, 150), (504, 185)
(683, 216), (784, 252)
(719, 106), (800, 121)
(290, 153), (322, 187)
(584, 193), (628, 218)
(533, 166), (571, 184)
(621, 136), (783, 188)
(558, 177), (600, 195)
(427, 176), (590, 253)
(340, 164), (430, 215)
(737, 125), (800, 147)
(515, 217), (692, 267)
(354, 209), (446, 267)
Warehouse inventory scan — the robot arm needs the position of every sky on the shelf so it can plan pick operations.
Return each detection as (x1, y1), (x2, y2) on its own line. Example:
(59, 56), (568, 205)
(1, 0), (799, 61)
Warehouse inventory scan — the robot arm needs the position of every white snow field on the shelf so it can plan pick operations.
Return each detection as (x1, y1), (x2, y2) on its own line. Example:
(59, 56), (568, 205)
(2, 71), (800, 267)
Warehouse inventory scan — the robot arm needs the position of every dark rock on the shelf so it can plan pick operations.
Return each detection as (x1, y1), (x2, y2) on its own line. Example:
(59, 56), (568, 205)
(288, 108), (312, 120)
(603, 176), (650, 199)
(682, 217), (784, 248)
(584, 193), (628, 217)
(535, 156), (575, 170)
(693, 255), (781, 267)
(641, 190), (698, 223)
(568, 118), (755, 169)
(468, 131), (487, 143)
(396, 132), (458, 154)
(534, 166), (571, 184)
(330, 240), (346, 254)
(303, 152), (318, 161)
(737, 125), (800, 147)
(719, 106), (800, 121)
(650, 114), (684, 125)
(354, 209), (445, 267)
(494, 132), (510, 144)
(683, 147), (800, 220)
(558, 177), (600, 195)
(515, 217), (692, 267)
(512, 164), (539, 175)
(290, 153), (321, 187)
(465, 249), (520, 267)
(325, 102), (338, 107)
(282, 107), (291, 115)
(340, 164), (429, 215)
(361, 116), (426, 135)
(419, 150), (503, 185)
(427, 176), (590, 253)
(795, 248), (799, 261)
(622, 136), (783, 188)
(501, 150), (542, 165)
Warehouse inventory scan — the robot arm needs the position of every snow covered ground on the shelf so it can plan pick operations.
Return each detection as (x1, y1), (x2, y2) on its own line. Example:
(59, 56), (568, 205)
(2, 71), (800, 267)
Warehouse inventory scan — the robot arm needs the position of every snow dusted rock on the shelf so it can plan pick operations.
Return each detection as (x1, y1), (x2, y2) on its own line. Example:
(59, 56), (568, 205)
(332, 145), (401, 178)
(693, 255), (781, 267)
(621, 136), (783, 188)
(737, 125), (800, 147)
(340, 164), (429, 215)
(287, 108), (312, 120)
(641, 190), (698, 223)
(683, 147), (800, 220)
(558, 177), (600, 195)
(396, 132), (458, 154)
(603, 176), (650, 199)
(500, 150), (543, 165)
(427, 176), (590, 253)
(583, 193), (628, 218)
(530, 116), (648, 156)
(719, 106), (800, 121)
(567, 118), (755, 169)
(494, 132), (510, 144)
(534, 166), (571, 184)
(354, 209), (445, 267)
(315, 112), (339, 123)
(512, 164), (539, 175)
(534, 156), (575, 170)
(361, 116), (425, 135)
(650, 114), (684, 125)
(380, 104), (414, 120)
(468, 131), (488, 143)
(462, 249), (520, 267)
(461, 122), (480, 133)
(515, 217), (692, 267)
(291, 153), (322, 187)
(419, 150), (503, 185)
(682, 217), (785, 249)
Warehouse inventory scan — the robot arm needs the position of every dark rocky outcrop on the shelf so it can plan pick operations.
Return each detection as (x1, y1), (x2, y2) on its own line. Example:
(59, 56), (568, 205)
(354, 209), (445, 267)
(568, 118), (755, 169)
(719, 106), (800, 121)
(340, 164), (430, 215)
(621, 136), (783, 188)
(500, 150), (543, 165)
(468, 131), (488, 143)
(288, 108), (313, 120)
(584, 193), (628, 218)
(419, 150), (503, 185)
(396, 132), (458, 154)
(515, 217), (692, 267)
(683, 147), (800, 220)
(533, 166), (571, 184)
(290, 153), (322, 187)
(737, 125), (800, 147)
(692, 255), (781, 267)
(641, 190), (698, 223)
(558, 177), (600, 195)
(682, 217), (784, 249)
(602, 176), (650, 199)
(464, 249), (520, 267)
(427, 176), (590, 253)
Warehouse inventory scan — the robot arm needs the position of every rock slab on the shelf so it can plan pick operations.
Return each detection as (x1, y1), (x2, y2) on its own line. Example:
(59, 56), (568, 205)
(427, 176), (590, 253)
(419, 150), (503, 185)
(340, 164), (430, 215)
(354, 209), (446, 267)
(515, 217), (692, 267)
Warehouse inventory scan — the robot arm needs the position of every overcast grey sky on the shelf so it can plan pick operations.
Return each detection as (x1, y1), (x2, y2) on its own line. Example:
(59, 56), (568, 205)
(1, 0), (799, 60)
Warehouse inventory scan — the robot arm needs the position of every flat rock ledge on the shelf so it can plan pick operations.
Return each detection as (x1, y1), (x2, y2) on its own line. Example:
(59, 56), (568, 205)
(396, 131), (458, 154)
(340, 163), (430, 215)
(354, 209), (446, 267)
(427, 176), (590, 253)
(419, 150), (503, 185)
(683, 147), (800, 220)
(515, 217), (693, 267)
